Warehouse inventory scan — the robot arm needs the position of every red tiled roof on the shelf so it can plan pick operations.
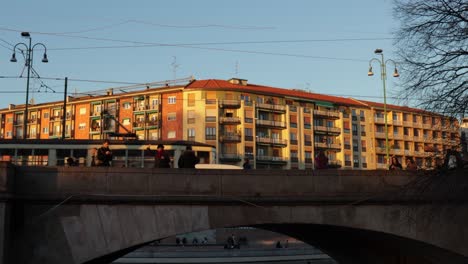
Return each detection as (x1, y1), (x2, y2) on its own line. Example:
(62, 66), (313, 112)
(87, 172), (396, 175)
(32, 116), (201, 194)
(186, 79), (367, 107)
(357, 99), (434, 114)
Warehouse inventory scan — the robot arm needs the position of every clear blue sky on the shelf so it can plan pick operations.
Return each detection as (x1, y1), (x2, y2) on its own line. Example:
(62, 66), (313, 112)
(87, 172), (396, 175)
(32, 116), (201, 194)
(0, 0), (401, 109)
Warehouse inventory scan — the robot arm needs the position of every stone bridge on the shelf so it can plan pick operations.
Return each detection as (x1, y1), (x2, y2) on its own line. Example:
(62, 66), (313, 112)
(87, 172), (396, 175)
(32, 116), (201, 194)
(0, 161), (467, 264)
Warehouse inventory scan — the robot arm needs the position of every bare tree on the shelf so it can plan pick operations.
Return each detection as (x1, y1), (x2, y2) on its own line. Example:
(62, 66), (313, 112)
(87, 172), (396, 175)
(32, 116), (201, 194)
(393, 0), (467, 118)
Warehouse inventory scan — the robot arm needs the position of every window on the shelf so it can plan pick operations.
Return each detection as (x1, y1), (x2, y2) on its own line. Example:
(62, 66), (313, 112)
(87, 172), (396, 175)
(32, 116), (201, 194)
(240, 94), (251, 102)
(393, 126), (399, 135)
(361, 140), (367, 152)
(353, 155), (359, 168)
(122, 118), (130, 126)
(122, 102), (131, 110)
(150, 98), (159, 106)
(352, 124), (358, 136)
(245, 146), (253, 157)
(244, 128), (253, 141)
(167, 112), (176, 121)
(206, 92), (216, 104)
(378, 155), (386, 164)
(206, 127), (216, 140)
(206, 108), (217, 122)
(43, 112), (49, 119)
(168, 96), (176, 104)
(360, 110), (365, 121)
(188, 128), (195, 141)
(79, 123), (86, 130)
(345, 154), (351, 166)
(167, 131), (176, 139)
(42, 127), (49, 134)
(188, 93), (195, 107)
(344, 137), (351, 149)
(79, 108), (86, 115)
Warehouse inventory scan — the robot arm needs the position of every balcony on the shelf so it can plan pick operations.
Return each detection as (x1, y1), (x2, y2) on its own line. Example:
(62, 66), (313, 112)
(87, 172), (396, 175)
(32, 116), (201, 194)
(256, 156), (288, 164)
(256, 119), (286, 129)
(375, 132), (387, 139)
(219, 100), (241, 109)
(256, 137), (288, 147)
(219, 153), (242, 162)
(403, 121), (413, 127)
(374, 117), (385, 124)
(392, 120), (402, 126)
(50, 115), (62, 122)
(219, 116), (241, 124)
(313, 109), (340, 119)
(146, 121), (160, 129)
(314, 142), (341, 150)
(314, 125), (341, 135)
(27, 118), (39, 124)
(133, 122), (146, 130)
(220, 133), (241, 143)
(256, 103), (286, 113)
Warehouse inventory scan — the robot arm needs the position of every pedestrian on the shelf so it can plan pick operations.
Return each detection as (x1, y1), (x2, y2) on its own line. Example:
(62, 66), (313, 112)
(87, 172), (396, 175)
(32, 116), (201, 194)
(147, 144), (171, 168)
(178, 145), (200, 168)
(242, 158), (251, 169)
(389, 156), (402, 170)
(443, 148), (463, 170)
(91, 147), (98, 166)
(96, 140), (113, 166)
(276, 241), (282, 248)
(405, 157), (418, 171)
(314, 151), (328, 169)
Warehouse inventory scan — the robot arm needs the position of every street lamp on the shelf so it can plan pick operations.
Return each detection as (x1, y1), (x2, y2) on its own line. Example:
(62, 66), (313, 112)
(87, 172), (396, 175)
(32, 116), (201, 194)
(10, 32), (49, 139)
(368, 49), (399, 165)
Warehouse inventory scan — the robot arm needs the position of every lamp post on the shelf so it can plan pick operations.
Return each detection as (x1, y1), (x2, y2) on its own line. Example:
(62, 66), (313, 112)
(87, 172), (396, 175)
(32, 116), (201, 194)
(10, 32), (49, 139)
(368, 49), (399, 165)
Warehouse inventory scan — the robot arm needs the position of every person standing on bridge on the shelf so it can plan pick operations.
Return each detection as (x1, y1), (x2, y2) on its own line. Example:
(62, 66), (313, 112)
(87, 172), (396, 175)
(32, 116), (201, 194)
(178, 145), (200, 168)
(147, 144), (171, 168)
(389, 156), (402, 170)
(314, 151), (328, 169)
(96, 140), (113, 166)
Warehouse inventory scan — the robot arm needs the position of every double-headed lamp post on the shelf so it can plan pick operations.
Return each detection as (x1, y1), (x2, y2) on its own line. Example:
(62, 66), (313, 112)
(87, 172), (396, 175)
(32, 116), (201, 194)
(10, 32), (49, 139)
(368, 48), (399, 165)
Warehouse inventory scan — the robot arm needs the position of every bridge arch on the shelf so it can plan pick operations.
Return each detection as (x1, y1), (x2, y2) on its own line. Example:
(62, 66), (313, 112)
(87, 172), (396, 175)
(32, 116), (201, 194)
(16, 203), (468, 264)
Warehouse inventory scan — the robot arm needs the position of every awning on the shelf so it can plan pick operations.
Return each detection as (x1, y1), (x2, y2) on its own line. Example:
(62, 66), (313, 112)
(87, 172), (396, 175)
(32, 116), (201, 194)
(314, 101), (334, 108)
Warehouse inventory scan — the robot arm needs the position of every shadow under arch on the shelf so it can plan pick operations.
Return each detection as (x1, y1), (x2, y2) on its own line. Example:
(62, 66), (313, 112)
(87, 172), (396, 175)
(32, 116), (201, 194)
(82, 223), (467, 264)
(259, 223), (468, 264)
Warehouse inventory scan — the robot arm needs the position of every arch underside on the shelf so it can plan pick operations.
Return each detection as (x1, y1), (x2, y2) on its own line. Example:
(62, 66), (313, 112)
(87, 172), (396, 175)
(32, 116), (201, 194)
(16, 203), (468, 264)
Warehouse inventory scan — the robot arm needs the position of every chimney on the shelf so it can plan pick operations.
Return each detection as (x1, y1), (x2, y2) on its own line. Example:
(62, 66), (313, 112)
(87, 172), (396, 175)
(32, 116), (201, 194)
(106, 89), (113, 96)
(8, 104), (15, 110)
(228, 78), (248, 85)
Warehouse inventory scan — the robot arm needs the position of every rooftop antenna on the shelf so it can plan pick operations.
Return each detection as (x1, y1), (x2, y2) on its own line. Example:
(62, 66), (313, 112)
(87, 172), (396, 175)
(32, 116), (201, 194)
(235, 61), (239, 77)
(171, 56), (180, 82)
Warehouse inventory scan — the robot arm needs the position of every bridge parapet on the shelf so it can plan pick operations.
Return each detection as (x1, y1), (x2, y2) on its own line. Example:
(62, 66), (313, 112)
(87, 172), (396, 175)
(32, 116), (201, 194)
(11, 165), (422, 204)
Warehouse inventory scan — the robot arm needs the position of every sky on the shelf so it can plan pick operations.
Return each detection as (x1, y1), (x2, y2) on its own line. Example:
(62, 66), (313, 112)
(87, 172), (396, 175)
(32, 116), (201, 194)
(0, 0), (402, 109)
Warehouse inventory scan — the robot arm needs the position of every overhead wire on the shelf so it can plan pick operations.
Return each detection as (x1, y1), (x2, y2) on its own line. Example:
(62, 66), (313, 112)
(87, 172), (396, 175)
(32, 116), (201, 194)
(0, 26), (391, 62)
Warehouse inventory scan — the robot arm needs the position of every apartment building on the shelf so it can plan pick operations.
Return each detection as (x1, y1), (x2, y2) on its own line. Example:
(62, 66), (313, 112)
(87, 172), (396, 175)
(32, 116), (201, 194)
(0, 77), (460, 170)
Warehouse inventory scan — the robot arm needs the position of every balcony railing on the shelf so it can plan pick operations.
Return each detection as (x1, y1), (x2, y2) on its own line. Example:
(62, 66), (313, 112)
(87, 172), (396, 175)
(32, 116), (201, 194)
(220, 133), (241, 142)
(314, 125), (341, 134)
(256, 119), (286, 128)
(374, 117), (385, 124)
(256, 137), (288, 146)
(256, 156), (288, 163)
(219, 100), (241, 108)
(256, 103), (286, 112)
(219, 154), (242, 161)
(219, 117), (241, 124)
(313, 109), (340, 119)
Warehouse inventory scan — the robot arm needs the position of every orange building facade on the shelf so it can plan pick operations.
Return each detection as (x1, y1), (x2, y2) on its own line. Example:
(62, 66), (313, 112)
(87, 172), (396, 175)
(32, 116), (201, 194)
(0, 77), (460, 170)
